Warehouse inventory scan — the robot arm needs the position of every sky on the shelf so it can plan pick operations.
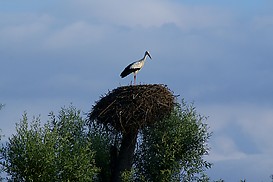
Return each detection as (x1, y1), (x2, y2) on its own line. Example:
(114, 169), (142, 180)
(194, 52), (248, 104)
(1, 0), (273, 181)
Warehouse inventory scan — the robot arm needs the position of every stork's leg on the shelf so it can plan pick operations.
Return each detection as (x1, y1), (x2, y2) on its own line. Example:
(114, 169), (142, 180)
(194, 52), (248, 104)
(134, 74), (136, 85)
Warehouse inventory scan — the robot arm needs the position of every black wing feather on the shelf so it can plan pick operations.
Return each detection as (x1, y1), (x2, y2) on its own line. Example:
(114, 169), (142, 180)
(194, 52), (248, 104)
(120, 63), (140, 78)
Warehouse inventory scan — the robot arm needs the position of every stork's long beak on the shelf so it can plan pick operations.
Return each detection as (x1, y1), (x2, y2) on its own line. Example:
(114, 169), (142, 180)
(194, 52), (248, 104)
(147, 52), (152, 60)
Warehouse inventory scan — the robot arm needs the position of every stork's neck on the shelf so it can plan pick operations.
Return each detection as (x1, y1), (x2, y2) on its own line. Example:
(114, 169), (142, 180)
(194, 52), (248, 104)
(143, 53), (148, 62)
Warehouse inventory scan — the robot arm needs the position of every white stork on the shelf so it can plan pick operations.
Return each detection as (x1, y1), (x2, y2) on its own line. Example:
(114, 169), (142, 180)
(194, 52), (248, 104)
(120, 51), (152, 85)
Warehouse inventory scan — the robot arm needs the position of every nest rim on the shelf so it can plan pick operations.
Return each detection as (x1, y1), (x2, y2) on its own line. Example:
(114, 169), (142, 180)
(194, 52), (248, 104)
(89, 84), (175, 133)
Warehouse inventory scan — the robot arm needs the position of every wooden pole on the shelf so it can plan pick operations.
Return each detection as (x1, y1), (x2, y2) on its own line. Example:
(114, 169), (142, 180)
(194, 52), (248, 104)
(110, 130), (138, 182)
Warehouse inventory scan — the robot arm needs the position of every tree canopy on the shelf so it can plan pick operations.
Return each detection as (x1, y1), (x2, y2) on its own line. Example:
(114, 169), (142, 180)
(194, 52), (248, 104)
(89, 100), (211, 182)
(134, 101), (211, 181)
(1, 106), (99, 181)
(1, 100), (211, 181)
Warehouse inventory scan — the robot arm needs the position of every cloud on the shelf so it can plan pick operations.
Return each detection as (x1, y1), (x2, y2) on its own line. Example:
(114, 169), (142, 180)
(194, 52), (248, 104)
(0, 13), (52, 45)
(202, 103), (273, 180)
(253, 14), (273, 29)
(201, 103), (273, 161)
(208, 153), (273, 181)
(67, 0), (232, 31)
(69, 0), (177, 27)
(207, 136), (247, 162)
(44, 21), (109, 49)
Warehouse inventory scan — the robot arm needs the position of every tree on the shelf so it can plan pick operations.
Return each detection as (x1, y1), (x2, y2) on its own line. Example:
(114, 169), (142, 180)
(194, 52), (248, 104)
(90, 100), (212, 182)
(1, 85), (212, 181)
(134, 101), (211, 181)
(1, 105), (99, 181)
(0, 103), (4, 181)
(89, 84), (175, 182)
(0, 130), (3, 182)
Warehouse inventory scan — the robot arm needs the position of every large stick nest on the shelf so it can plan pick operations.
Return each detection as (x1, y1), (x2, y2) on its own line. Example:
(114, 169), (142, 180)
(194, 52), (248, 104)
(89, 84), (175, 133)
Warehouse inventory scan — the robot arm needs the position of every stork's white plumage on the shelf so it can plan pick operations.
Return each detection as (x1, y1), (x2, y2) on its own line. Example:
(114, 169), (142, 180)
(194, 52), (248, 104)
(120, 51), (152, 85)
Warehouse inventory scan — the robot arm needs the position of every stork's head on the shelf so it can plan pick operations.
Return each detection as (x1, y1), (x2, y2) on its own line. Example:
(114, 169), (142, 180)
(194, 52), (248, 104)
(145, 51), (152, 60)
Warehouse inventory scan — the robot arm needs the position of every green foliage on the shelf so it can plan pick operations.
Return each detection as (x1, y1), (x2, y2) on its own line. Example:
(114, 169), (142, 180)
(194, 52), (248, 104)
(0, 104), (5, 181)
(121, 170), (134, 182)
(88, 122), (112, 182)
(1, 100), (212, 181)
(0, 129), (3, 182)
(87, 100), (212, 181)
(134, 101), (212, 182)
(2, 106), (99, 182)
(213, 179), (224, 182)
